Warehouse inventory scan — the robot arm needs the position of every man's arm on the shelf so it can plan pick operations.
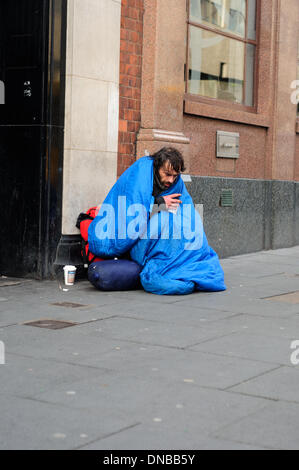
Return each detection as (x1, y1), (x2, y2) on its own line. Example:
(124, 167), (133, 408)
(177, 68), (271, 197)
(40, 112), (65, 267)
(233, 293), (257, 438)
(154, 195), (166, 208)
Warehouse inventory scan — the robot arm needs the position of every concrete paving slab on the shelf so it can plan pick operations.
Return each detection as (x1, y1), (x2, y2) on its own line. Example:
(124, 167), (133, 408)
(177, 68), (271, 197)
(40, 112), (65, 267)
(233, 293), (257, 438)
(0, 353), (107, 397)
(205, 313), (299, 340)
(0, 323), (138, 365)
(228, 366), (299, 403)
(212, 401), (299, 450)
(190, 332), (295, 366)
(0, 300), (115, 328)
(30, 377), (269, 439)
(265, 291), (299, 304)
(79, 423), (265, 450)
(1, 246), (299, 449)
(94, 302), (238, 326)
(85, 346), (279, 391)
(73, 282), (186, 305)
(0, 394), (139, 450)
(172, 294), (299, 318)
(228, 274), (299, 291)
(73, 316), (243, 349)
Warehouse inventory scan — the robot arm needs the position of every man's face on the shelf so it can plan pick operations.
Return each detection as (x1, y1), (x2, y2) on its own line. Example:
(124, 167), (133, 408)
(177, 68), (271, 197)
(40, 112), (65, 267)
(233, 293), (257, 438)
(158, 161), (180, 188)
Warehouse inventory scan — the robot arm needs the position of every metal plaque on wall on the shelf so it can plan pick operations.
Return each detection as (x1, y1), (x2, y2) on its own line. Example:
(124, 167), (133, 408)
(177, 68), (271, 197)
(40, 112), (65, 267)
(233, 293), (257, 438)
(216, 131), (240, 159)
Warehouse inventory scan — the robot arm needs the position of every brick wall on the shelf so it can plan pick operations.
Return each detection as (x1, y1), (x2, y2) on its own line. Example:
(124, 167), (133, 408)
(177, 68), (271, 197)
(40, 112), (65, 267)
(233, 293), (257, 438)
(118, 0), (144, 177)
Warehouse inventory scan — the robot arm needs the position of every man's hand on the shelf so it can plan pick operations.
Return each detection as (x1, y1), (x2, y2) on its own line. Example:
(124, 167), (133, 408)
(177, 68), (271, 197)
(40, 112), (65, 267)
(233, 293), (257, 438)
(162, 194), (182, 211)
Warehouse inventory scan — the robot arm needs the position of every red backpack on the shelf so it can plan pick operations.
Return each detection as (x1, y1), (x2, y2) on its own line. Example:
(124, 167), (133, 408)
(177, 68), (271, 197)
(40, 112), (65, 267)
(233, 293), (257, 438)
(76, 206), (104, 268)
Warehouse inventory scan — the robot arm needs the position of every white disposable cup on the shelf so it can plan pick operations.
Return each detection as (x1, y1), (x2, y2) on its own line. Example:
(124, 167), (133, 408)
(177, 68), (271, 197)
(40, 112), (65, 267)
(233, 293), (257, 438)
(63, 265), (77, 285)
(168, 207), (178, 215)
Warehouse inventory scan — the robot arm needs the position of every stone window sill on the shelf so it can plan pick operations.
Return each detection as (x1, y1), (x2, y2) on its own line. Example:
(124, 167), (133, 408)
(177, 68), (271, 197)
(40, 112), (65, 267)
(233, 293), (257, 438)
(184, 95), (270, 128)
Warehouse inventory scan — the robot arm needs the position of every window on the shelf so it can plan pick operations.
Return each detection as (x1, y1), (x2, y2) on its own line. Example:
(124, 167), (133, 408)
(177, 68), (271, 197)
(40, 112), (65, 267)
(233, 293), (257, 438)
(187, 0), (257, 107)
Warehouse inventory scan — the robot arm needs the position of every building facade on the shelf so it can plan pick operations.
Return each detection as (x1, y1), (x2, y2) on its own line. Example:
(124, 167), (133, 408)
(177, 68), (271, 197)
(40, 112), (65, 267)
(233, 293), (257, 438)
(0, 0), (299, 278)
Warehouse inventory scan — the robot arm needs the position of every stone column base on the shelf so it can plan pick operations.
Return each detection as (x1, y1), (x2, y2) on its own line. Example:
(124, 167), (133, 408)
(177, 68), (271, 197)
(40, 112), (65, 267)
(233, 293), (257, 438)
(136, 129), (191, 172)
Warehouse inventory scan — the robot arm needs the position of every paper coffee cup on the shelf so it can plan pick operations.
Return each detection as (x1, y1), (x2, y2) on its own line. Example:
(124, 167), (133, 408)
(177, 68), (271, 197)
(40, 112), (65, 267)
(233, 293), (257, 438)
(63, 265), (77, 285)
(168, 207), (178, 215)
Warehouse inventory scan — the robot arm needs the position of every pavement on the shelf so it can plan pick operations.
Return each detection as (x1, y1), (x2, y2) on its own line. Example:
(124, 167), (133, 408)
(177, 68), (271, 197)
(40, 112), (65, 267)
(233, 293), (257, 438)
(1, 246), (299, 450)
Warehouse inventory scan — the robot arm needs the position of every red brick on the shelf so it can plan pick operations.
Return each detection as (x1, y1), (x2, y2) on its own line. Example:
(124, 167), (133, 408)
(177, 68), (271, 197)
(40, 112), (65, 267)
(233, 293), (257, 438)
(125, 42), (135, 54)
(138, 9), (144, 21)
(134, 44), (142, 55)
(122, 6), (130, 17)
(128, 77), (137, 87)
(125, 64), (141, 76)
(120, 85), (133, 98)
(129, 54), (138, 65)
(118, 0), (143, 168)
(119, 120), (128, 132)
(136, 22), (143, 33)
(118, 132), (125, 144)
(120, 75), (129, 86)
(127, 121), (135, 132)
(120, 29), (130, 41)
(132, 88), (141, 100)
(128, 7), (139, 20)
(132, 110), (141, 121)
(123, 17), (136, 30)
(120, 97), (129, 109)
(124, 109), (134, 121)
(128, 132), (136, 143)
(119, 62), (126, 74)
(120, 51), (130, 64)
(129, 31), (139, 43)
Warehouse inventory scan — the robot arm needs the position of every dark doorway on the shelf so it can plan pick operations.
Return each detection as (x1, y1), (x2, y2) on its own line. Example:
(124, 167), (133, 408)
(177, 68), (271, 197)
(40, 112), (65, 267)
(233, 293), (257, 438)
(0, 0), (67, 278)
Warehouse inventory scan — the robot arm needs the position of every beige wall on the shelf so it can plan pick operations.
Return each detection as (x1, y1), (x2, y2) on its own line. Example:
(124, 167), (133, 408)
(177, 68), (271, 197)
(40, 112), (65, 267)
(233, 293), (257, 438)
(62, 0), (121, 234)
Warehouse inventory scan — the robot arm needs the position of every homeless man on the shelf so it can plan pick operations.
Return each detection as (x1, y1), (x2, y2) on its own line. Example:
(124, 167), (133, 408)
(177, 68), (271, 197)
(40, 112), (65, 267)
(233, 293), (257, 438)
(88, 147), (226, 295)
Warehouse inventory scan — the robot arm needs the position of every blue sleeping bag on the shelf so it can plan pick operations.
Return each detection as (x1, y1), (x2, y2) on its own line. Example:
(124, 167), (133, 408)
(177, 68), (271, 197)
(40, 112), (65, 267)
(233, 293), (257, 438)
(88, 156), (226, 295)
(88, 260), (142, 291)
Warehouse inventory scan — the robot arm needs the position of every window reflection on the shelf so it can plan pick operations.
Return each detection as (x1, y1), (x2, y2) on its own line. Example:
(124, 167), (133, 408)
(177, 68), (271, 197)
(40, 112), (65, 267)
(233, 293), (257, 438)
(188, 27), (245, 104)
(190, 0), (246, 38)
(188, 0), (257, 106)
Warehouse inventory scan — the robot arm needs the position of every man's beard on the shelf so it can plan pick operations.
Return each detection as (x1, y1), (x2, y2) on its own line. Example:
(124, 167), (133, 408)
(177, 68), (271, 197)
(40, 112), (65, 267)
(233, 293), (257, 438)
(154, 167), (171, 192)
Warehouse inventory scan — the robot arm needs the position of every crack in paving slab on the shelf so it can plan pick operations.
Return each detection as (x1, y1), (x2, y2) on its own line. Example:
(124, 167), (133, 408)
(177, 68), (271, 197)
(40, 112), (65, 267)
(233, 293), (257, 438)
(184, 331), (241, 349)
(209, 403), (273, 444)
(187, 348), (286, 367)
(5, 351), (115, 372)
(110, 312), (243, 325)
(72, 422), (142, 450)
(223, 365), (283, 392)
(263, 291), (299, 304)
(225, 389), (294, 404)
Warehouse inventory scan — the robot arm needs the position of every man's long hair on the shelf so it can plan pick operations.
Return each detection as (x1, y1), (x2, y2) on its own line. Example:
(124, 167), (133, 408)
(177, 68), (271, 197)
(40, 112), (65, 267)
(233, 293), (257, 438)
(151, 147), (186, 173)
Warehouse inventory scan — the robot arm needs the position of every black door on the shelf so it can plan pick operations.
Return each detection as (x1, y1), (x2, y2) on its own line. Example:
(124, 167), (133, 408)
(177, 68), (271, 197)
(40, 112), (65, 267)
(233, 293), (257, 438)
(0, 0), (66, 278)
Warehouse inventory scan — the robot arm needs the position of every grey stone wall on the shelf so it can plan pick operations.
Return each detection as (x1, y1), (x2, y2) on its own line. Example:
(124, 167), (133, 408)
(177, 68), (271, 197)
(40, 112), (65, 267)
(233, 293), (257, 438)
(186, 177), (299, 258)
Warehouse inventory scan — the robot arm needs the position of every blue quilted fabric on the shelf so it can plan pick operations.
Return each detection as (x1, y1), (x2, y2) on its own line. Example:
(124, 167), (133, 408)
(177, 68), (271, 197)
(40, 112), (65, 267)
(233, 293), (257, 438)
(88, 157), (226, 295)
